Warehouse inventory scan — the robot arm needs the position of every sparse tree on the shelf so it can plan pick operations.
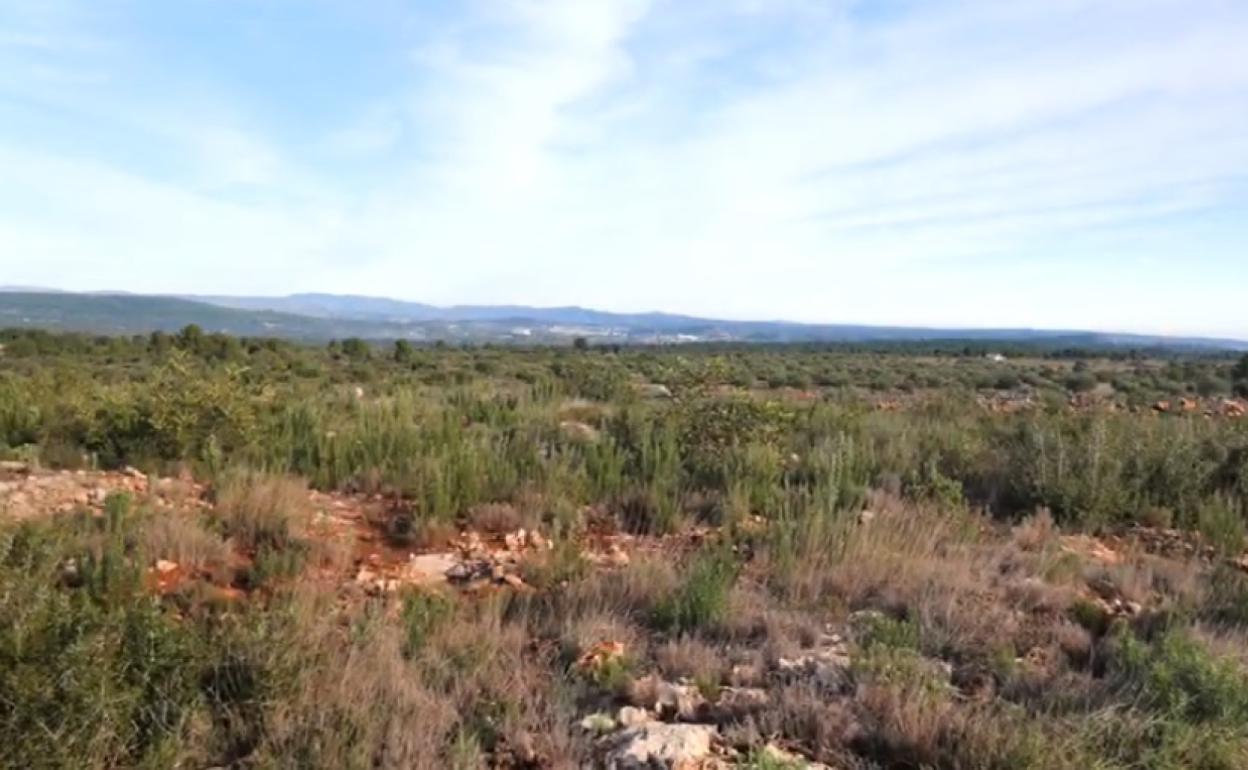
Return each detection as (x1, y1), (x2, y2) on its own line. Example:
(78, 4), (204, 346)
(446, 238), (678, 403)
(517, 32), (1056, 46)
(1234, 354), (1248, 397)
(340, 337), (371, 360)
(393, 339), (415, 364)
(177, 324), (204, 352)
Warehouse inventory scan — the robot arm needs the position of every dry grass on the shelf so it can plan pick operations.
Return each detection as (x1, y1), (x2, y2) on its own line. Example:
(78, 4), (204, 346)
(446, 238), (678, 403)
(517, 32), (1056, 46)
(214, 469), (310, 551)
(655, 636), (728, 685)
(141, 510), (232, 573)
(466, 501), (525, 534)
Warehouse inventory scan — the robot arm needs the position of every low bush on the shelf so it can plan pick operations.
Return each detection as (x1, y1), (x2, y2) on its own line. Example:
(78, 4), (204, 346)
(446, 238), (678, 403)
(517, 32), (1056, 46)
(651, 547), (739, 633)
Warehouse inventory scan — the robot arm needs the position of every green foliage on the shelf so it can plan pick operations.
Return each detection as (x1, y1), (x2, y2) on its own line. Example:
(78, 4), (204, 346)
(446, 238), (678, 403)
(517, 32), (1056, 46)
(1195, 496), (1246, 555)
(1069, 598), (1112, 636)
(400, 590), (455, 657)
(856, 613), (921, 651)
(651, 547), (738, 633)
(4, 328), (1248, 539)
(1233, 354), (1248, 383)
(1112, 629), (1248, 723)
(0, 514), (200, 769)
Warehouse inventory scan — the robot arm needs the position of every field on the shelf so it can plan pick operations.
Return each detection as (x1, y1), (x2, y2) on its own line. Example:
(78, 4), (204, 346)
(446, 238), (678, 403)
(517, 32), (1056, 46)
(2, 328), (1248, 769)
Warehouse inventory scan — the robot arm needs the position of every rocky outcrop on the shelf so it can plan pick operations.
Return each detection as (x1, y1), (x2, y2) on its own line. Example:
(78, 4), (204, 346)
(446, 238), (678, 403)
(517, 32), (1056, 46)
(603, 723), (717, 769)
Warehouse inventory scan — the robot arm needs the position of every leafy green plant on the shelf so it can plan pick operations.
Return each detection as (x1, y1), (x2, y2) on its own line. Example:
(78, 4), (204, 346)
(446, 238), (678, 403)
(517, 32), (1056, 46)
(652, 547), (738, 633)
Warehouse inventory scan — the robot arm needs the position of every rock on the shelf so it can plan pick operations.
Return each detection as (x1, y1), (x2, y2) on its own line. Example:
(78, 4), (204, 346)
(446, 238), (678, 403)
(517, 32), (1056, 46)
(60, 558), (80, 586)
(604, 723), (716, 769)
(713, 687), (769, 714)
(155, 559), (179, 574)
(403, 553), (458, 585)
(637, 383), (673, 399)
(559, 420), (601, 443)
(858, 510), (877, 525)
(728, 662), (764, 687)
(636, 676), (707, 722)
(606, 543), (630, 566)
(446, 559), (492, 583)
(577, 641), (627, 675)
(580, 713), (618, 734)
(775, 642), (852, 690)
(0, 460), (30, 474)
(617, 706), (653, 728)
(501, 572), (528, 590)
(756, 743), (832, 769)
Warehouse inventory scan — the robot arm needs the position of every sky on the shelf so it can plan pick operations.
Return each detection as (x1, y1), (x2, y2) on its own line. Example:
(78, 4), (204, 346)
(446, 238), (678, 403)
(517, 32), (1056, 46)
(0, 0), (1246, 338)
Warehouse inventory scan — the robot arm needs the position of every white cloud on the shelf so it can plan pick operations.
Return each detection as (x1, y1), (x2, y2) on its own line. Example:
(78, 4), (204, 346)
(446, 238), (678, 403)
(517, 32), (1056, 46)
(0, 0), (1246, 336)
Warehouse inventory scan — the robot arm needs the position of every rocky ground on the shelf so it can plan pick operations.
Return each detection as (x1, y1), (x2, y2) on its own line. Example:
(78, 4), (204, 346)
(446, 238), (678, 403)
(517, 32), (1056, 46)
(5, 461), (1248, 769)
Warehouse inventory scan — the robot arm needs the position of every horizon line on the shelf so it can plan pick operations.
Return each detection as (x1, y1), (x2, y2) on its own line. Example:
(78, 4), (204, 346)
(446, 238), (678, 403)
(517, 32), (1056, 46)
(2, 285), (1246, 345)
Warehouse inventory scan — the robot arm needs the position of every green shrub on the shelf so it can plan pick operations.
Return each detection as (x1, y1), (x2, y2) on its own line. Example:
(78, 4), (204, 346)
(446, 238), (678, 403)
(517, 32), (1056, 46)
(1111, 629), (1248, 723)
(400, 590), (455, 657)
(651, 548), (738, 633)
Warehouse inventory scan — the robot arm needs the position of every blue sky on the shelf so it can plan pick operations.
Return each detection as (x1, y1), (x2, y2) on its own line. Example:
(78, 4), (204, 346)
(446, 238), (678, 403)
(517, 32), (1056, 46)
(1, 0), (1246, 337)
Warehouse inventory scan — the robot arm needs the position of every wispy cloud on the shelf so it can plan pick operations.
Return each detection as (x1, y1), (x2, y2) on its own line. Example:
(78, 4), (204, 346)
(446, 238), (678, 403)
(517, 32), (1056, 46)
(0, 0), (1245, 336)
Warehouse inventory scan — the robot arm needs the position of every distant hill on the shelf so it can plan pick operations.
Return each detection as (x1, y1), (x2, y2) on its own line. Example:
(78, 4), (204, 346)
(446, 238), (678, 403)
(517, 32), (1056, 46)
(1, 290), (1245, 350)
(0, 292), (393, 339)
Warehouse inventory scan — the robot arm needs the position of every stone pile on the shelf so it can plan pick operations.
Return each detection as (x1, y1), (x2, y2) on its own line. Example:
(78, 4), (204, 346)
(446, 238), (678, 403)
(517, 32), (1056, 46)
(351, 527), (553, 596)
(0, 463), (205, 519)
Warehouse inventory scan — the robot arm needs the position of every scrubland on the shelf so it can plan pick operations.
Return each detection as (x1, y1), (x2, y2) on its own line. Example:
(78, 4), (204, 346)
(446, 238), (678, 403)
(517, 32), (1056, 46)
(2, 328), (1248, 768)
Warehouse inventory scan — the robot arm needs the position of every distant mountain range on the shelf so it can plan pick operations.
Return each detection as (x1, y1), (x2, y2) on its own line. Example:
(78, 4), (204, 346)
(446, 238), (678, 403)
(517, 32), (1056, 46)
(1, 288), (1245, 350)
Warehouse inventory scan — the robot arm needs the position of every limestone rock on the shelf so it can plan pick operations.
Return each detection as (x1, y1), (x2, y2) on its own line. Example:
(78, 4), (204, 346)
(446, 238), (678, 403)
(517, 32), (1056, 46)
(616, 706), (653, 728)
(604, 723), (716, 769)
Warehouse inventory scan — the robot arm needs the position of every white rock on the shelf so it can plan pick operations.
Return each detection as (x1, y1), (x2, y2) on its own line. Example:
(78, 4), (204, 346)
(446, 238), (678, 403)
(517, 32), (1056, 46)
(775, 646), (852, 690)
(637, 383), (673, 399)
(559, 420), (601, 443)
(605, 723), (716, 769)
(616, 706), (653, 728)
(400, 553), (459, 585)
(580, 713), (617, 734)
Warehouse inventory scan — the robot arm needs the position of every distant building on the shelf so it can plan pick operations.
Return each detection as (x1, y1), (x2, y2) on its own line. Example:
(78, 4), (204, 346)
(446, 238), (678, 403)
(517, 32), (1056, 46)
(987, 353), (1008, 363)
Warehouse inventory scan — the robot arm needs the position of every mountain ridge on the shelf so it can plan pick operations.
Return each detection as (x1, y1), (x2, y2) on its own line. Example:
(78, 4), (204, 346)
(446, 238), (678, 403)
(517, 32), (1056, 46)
(1, 289), (1244, 350)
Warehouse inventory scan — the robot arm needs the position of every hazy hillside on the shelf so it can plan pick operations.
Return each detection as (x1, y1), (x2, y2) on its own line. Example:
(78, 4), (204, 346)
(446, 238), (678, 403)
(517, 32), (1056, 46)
(1, 290), (1245, 349)
(0, 292), (382, 339)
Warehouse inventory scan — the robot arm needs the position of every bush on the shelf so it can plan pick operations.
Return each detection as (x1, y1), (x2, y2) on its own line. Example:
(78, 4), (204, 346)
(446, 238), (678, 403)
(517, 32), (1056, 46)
(1111, 629), (1248, 723)
(651, 548), (738, 633)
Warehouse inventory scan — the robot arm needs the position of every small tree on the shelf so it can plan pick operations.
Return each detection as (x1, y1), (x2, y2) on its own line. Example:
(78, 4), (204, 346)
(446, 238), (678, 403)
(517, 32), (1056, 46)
(1234, 354), (1248, 397)
(1234, 354), (1248, 382)
(176, 324), (204, 352)
(572, 336), (590, 351)
(393, 339), (415, 364)
(340, 337), (370, 360)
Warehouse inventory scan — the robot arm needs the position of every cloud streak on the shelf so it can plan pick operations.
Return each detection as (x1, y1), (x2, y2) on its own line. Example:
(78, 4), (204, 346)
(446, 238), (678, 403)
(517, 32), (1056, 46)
(0, 0), (1245, 336)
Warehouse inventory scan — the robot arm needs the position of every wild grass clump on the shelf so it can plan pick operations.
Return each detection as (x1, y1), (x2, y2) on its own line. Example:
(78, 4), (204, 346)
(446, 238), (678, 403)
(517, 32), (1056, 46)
(214, 469), (308, 551)
(141, 510), (233, 573)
